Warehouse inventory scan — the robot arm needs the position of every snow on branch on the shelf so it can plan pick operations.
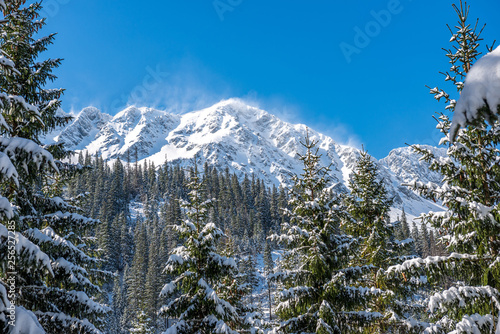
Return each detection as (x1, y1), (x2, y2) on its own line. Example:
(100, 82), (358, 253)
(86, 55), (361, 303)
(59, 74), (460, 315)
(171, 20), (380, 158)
(0, 93), (40, 117)
(52, 257), (96, 290)
(197, 278), (237, 319)
(0, 223), (53, 276)
(23, 286), (110, 315)
(33, 196), (81, 215)
(25, 227), (94, 264)
(208, 252), (237, 270)
(0, 282), (45, 334)
(449, 313), (495, 334)
(387, 252), (483, 276)
(428, 285), (500, 314)
(0, 137), (58, 174)
(0, 151), (19, 187)
(0, 196), (13, 220)
(21, 211), (100, 231)
(34, 311), (103, 334)
(338, 264), (376, 281)
(450, 46), (500, 140)
(0, 55), (18, 75)
(278, 285), (314, 300)
(340, 310), (384, 323)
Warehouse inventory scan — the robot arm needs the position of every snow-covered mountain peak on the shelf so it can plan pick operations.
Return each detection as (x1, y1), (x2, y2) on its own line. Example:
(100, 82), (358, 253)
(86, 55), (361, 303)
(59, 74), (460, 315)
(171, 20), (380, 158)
(46, 100), (445, 219)
(206, 98), (259, 114)
(112, 106), (143, 127)
(53, 106), (111, 149)
(78, 106), (108, 120)
(379, 145), (447, 185)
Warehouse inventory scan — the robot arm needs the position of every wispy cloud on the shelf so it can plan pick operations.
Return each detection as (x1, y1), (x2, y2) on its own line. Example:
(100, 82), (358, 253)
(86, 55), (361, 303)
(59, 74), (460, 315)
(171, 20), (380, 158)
(120, 58), (233, 115)
(237, 93), (363, 149)
(98, 57), (363, 149)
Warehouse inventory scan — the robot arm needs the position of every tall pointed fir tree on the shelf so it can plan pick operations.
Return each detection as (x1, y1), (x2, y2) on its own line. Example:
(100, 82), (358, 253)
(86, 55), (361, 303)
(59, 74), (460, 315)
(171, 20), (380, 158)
(159, 165), (244, 333)
(144, 222), (165, 330)
(129, 311), (154, 334)
(125, 220), (149, 331)
(263, 241), (275, 322)
(0, 3), (50, 333)
(0, 1), (110, 333)
(387, 1), (500, 332)
(270, 132), (382, 333)
(219, 232), (265, 333)
(343, 150), (396, 269)
(342, 150), (418, 332)
(110, 272), (127, 334)
(400, 208), (411, 241)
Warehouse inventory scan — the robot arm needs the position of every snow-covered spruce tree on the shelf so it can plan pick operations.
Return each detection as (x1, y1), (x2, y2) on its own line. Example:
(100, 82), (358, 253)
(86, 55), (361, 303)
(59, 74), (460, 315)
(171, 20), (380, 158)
(263, 240), (275, 322)
(0, 0), (68, 140)
(270, 132), (382, 333)
(125, 221), (149, 331)
(130, 311), (154, 334)
(219, 233), (265, 333)
(144, 221), (165, 329)
(342, 150), (417, 332)
(343, 150), (396, 268)
(0, 136), (52, 333)
(22, 168), (111, 333)
(159, 165), (243, 333)
(386, 2), (500, 332)
(0, 4), (53, 333)
(110, 272), (127, 334)
(400, 208), (411, 242)
(0, 1), (110, 333)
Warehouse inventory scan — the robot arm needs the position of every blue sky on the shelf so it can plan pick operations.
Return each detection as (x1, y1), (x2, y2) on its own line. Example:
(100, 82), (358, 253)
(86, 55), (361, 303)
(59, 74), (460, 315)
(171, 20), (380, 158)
(41, 0), (500, 158)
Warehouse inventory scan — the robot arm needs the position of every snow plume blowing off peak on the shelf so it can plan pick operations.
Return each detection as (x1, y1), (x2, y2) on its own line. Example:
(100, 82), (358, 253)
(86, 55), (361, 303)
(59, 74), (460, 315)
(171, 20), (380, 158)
(450, 46), (500, 140)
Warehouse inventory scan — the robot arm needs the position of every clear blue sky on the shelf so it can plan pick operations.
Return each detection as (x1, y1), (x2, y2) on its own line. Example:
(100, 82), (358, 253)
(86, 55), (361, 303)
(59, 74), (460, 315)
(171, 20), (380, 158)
(41, 0), (500, 158)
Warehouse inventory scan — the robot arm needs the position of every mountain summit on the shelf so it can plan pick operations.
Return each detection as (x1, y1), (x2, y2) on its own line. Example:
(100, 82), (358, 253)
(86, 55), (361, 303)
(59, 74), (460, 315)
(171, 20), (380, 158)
(46, 99), (445, 219)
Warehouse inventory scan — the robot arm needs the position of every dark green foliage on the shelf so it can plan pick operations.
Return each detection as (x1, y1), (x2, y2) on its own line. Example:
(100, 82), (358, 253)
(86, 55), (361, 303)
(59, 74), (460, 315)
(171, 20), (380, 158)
(343, 150), (395, 268)
(0, 0), (69, 141)
(263, 241), (275, 322)
(401, 209), (410, 240)
(159, 166), (244, 333)
(386, 2), (500, 332)
(0, 2), (109, 333)
(271, 133), (380, 333)
(66, 149), (288, 332)
(343, 150), (417, 332)
(126, 222), (149, 322)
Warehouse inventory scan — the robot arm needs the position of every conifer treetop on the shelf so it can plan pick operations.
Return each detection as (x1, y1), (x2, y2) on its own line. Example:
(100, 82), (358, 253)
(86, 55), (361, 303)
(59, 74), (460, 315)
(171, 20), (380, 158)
(160, 165), (243, 334)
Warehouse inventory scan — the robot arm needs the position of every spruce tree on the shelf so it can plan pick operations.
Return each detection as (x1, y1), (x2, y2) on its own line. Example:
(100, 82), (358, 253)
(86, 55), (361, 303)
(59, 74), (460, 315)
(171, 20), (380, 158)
(387, 2), (500, 332)
(159, 165), (243, 333)
(0, 0), (67, 140)
(270, 133), (380, 333)
(110, 273), (127, 334)
(0, 1), (109, 333)
(129, 311), (153, 334)
(0, 4), (52, 332)
(126, 221), (149, 330)
(343, 150), (395, 269)
(411, 222), (421, 257)
(400, 208), (410, 240)
(144, 224), (164, 328)
(342, 150), (416, 332)
(263, 241), (274, 322)
(418, 223), (431, 259)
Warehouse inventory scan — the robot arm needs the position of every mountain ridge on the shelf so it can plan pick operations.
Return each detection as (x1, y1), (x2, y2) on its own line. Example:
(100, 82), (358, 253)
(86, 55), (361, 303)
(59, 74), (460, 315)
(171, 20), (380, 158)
(44, 98), (446, 220)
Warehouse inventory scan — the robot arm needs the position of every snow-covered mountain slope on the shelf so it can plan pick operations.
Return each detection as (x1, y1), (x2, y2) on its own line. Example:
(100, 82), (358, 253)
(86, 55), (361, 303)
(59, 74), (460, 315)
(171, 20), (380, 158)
(379, 145), (447, 185)
(46, 98), (445, 218)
